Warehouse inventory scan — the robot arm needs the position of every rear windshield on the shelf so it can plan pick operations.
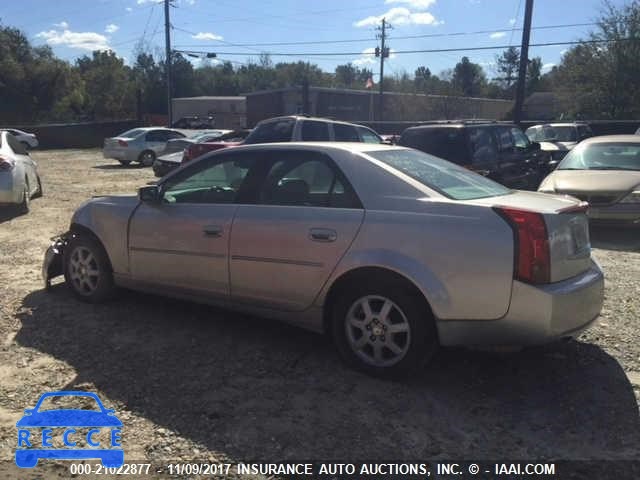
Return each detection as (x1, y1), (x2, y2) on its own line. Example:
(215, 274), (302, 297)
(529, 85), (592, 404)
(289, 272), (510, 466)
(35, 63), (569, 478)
(559, 142), (640, 171)
(244, 119), (294, 144)
(118, 128), (145, 138)
(366, 149), (511, 200)
(399, 128), (469, 165)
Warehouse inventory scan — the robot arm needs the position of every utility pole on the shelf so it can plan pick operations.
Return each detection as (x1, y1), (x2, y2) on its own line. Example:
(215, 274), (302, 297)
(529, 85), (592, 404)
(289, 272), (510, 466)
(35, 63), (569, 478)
(164, 0), (173, 126)
(375, 18), (391, 121)
(513, 0), (534, 124)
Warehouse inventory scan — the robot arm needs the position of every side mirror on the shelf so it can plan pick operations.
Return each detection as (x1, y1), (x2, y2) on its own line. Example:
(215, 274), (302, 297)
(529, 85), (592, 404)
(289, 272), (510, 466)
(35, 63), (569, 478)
(530, 141), (541, 151)
(104, 408), (116, 414)
(548, 159), (560, 171)
(24, 408), (35, 415)
(139, 185), (161, 203)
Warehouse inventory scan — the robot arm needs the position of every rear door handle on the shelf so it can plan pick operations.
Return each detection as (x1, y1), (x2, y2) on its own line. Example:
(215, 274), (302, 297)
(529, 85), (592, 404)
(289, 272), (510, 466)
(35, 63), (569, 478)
(309, 228), (337, 242)
(203, 225), (223, 237)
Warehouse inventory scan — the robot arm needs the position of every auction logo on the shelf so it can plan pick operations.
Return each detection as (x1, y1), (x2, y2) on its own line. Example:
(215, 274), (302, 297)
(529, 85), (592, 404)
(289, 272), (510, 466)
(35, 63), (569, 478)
(15, 391), (123, 468)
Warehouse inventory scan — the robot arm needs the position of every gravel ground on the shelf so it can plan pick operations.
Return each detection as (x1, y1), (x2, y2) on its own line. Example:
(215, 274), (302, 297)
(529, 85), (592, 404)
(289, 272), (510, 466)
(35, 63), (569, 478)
(0, 149), (639, 478)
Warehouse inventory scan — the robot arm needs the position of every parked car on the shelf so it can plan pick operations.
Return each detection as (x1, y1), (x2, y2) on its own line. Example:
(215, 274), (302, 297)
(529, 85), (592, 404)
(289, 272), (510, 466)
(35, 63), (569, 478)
(0, 131), (42, 213)
(525, 122), (593, 166)
(162, 130), (232, 156)
(183, 129), (252, 164)
(152, 151), (185, 178)
(398, 121), (546, 190)
(172, 115), (215, 129)
(1, 128), (39, 149)
(183, 117), (382, 165)
(43, 143), (603, 377)
(103, 127), (187, 166)
(538, 135), (640, 226)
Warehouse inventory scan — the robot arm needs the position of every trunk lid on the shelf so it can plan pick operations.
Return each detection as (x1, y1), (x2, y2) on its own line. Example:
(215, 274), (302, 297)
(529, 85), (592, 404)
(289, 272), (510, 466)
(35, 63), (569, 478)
(471, 191), (592, 283)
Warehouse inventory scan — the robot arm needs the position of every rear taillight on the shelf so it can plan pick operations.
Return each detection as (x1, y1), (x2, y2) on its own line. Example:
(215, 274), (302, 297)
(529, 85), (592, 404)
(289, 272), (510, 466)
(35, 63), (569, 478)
(496, 207), (550, 285)
(118, 140), (128, 147)
(0, 155), (14, 171)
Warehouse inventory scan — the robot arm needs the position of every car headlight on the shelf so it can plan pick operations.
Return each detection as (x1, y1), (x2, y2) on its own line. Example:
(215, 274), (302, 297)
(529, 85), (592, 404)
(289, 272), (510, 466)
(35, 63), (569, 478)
(619, 189), (640, 203)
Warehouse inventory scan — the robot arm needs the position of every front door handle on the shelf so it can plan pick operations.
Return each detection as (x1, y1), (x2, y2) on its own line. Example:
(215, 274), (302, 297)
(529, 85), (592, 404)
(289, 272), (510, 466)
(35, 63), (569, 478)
(309, 228), (337, 242)
(203, 225), (223, 237)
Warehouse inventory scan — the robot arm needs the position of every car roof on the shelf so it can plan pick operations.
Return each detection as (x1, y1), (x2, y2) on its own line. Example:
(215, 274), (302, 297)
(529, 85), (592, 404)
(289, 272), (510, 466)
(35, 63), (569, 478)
(580, 135), (640, 144)
(220, 141), (401, 154)
(258, 115), (372, 127)
(405, 122), (514, 131)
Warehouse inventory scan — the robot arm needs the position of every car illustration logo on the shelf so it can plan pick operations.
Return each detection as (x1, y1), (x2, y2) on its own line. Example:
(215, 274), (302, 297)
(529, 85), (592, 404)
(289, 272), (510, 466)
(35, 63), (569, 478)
(16, 391), (123, 468)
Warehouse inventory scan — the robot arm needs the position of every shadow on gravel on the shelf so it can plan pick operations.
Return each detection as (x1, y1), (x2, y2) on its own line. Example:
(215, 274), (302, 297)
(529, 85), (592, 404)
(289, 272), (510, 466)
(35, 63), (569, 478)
(93, 164), (143, 170)
(0, 207), (25, 223)
(15, 286), (640, 461)
(590, 226), (640, 252)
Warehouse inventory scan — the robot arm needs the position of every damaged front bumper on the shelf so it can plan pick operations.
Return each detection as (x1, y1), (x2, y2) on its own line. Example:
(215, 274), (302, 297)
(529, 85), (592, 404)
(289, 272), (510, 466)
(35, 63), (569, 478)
(42, 234), (68, 290)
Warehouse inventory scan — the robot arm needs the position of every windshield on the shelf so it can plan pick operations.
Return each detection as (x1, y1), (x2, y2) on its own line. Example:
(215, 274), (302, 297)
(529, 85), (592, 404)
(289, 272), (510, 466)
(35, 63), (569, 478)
(366, 149), (511, 200)
(558, 142), (640, 171)
(550, 126), (578, 142)
(118, 128), (145, 138)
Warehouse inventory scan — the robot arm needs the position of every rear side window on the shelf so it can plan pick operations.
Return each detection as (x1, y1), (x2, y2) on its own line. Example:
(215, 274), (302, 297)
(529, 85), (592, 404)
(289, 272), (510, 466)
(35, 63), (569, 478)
(333, 123), (360, 142)
(300, 121), (330, 141)
(399, 128), (469, 165)
(467, 127), (498, 164)
(146, 130), (171, 142)
(244, 119), (295, 144)
(6, 133), (27, 155)
(577, 125), (592, 140)
(259, 152), (360, 208)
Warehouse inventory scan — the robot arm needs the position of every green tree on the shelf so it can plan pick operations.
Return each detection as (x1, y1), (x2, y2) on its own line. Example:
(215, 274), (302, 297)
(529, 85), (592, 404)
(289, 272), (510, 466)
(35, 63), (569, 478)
(452, 56), (486, 96)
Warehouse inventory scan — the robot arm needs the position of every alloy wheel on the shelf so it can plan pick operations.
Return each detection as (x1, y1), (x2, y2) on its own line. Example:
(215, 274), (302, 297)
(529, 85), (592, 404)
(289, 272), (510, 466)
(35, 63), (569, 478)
(68, 246), (100, 295)
(345, 295), (411, 367)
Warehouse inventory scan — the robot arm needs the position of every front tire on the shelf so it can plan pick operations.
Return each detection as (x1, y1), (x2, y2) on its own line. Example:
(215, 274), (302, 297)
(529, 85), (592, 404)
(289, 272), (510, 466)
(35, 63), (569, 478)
(331, 281), (438, 378)
(138, 150), (156, 167)
(63, 235), (115, 303)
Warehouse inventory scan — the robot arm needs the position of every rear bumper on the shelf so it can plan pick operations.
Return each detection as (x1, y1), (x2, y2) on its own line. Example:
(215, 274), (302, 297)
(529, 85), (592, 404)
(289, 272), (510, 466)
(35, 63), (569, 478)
(437, 260), (604, 346)
(588, 203), (640, 225)
(103, 148), (136, 162)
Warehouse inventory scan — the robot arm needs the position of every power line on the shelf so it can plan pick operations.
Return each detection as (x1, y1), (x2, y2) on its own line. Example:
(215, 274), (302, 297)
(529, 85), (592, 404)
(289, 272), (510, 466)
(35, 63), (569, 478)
(171, 37), (640, 58)
(171, 22), (599, 49)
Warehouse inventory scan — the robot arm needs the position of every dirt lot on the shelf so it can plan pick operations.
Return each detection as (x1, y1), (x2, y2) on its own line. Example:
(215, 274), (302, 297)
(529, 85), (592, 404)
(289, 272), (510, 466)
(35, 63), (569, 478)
(0, 149), (639, 477)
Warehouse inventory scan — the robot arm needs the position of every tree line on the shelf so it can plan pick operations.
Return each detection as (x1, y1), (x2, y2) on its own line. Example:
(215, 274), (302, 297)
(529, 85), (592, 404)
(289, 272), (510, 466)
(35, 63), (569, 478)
(0, 1), (638, 124)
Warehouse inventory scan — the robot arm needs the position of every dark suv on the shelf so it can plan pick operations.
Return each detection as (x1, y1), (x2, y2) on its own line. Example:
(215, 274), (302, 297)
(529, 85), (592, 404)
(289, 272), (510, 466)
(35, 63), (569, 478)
(397, 121), (545, 190)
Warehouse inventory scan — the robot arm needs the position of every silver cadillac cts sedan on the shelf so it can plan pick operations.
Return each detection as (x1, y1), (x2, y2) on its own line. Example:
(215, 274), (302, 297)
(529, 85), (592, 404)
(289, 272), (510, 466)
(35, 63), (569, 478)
(43, 143), (604, 377)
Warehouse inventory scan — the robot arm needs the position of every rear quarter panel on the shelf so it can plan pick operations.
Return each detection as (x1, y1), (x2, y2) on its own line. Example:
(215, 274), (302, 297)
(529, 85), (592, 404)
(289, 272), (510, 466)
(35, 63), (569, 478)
(318, 200), (515, 320)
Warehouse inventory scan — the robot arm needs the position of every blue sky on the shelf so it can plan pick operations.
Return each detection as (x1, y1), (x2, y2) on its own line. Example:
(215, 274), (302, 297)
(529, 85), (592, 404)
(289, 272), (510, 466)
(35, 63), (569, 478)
(2, 0), (627, 80)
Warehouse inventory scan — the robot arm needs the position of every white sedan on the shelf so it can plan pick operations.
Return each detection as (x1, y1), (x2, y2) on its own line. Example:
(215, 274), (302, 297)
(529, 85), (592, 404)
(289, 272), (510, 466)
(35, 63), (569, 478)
(2, 128), (39, 149)
(0, 131), (42, 213)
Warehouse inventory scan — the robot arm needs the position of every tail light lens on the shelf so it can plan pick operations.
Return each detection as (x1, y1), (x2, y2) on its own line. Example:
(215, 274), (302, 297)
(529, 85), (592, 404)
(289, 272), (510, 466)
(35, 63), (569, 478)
(496, 207), (550, 284)
(0, 155), (14, 171)
(118, 140), (128, 147)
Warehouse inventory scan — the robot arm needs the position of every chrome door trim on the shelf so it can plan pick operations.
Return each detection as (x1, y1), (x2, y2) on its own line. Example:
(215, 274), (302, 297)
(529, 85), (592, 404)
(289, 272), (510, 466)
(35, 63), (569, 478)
(231, 255), (323, 267)
(130, 246), (226, 259)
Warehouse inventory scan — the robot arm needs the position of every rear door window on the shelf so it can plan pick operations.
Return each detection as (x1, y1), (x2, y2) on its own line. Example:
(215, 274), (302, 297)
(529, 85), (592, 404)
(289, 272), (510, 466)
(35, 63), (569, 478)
(244, 119), (295, 144)
(300, 121), (331, 141)
(146, 130), (171, 142)
(333, 123), (360, 142)
(467, 127), (498, 165)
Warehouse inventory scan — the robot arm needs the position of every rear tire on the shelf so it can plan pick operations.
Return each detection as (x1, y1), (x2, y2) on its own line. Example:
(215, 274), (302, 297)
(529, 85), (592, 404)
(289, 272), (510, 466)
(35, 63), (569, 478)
(33, 175), (43, 198)
(138, 150), (156, 167)
(63, 234), (115, 303)
(18, 178), (30, 214)
(331, 280), (438, 378)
